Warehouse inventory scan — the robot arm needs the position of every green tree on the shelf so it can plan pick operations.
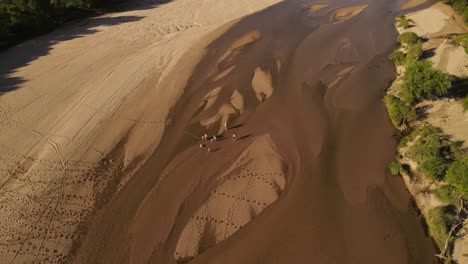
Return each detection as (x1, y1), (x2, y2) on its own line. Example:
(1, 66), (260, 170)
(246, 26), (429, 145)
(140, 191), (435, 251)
(406, 42), (423, 62)
(383, 95), (417, 127)
(400, 60), (452, 104)
(445, 156), (468, 195)
(389, 49), (405, 66)
(398, 32), (419, 45)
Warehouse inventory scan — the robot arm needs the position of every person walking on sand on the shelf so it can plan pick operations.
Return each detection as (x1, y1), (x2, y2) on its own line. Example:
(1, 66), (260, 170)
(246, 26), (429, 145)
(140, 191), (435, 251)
(204, 133), (208, 142)
(232, 133), (237, 141)
(211, 135), (217, 142)
(224, 122), (228, 132)
(200, 143), (204, 148)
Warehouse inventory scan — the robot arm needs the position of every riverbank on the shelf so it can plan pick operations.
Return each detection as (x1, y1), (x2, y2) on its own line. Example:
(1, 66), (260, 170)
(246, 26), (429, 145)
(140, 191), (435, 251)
(385, 1), (468, 262)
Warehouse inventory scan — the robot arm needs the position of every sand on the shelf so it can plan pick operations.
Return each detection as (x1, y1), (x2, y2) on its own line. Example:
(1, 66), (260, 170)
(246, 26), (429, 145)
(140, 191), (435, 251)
(69, 0), (439, 263)
(0, 0), (282, 262)
(0, 0), (444, 263)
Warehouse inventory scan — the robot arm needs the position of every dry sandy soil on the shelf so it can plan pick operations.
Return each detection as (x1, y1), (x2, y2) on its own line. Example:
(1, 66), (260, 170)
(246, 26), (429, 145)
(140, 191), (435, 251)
(0, 0), (447, 263)
(0, 0), (282, 262)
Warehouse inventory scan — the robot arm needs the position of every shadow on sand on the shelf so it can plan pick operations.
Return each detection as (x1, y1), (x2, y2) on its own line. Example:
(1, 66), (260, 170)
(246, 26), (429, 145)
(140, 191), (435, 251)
(0, 0), (173, 95)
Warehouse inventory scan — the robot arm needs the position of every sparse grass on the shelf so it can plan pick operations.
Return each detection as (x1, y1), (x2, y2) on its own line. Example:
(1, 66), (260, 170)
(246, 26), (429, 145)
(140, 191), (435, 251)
(426, 206), (456, 250)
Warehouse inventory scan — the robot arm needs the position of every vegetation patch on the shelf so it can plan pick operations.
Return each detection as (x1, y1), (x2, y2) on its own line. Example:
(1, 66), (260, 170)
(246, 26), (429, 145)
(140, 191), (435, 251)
(445, 156), (468, 195)
(383, 95), (416, 127)
(396, 15), (414, 29)
(388, 160), (402, 175)
(400, 60), (452, 104)
(449, 0), (468, 25)
(426, 206), (457, 250)
(397, 32), (419, 45)
(454, 33), (468, 54)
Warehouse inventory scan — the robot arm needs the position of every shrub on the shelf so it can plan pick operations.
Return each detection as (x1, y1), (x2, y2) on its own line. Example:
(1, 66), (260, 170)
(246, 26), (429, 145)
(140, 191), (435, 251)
(426, 206), (456, 250)
(400, 60), (452, 104)
(454, 33), (468, 54)
(434, 185), (459, 205)
(388, 49), (405, 66)
(406, 42), (423, 62)
(445, 156), (468, 195)
(388, 161), (402, 175)
(397, 16), (414, 29)
(398, 32), (419, 45)
(419, 156), (448, 180)
(383, 95), (416, 127)
(462, 95), (468, 112)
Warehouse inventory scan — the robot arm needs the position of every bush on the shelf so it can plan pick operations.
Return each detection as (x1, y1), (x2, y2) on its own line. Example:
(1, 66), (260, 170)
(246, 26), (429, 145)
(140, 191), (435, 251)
(426, 206), (456, 250)
(397, 16), (414, 29)
(445, 156), (468, 195)
(406, 43), (423, 62)
(400, 60), (452, 104)
(419, 156), (448, 180)
(389, 49), (405, 66)
(388, 161), (402, 175)
(434, 185), (459, 205)
(462, 95), (468, 112)
(398, 32), (419, 45)
(383, 95), (416, 127)
(454, 33), (468, 54)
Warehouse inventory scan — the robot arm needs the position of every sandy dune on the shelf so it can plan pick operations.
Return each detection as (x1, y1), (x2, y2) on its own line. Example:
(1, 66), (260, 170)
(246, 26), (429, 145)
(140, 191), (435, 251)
(175, 134), (285, 261)
(0, 0), (281, 262)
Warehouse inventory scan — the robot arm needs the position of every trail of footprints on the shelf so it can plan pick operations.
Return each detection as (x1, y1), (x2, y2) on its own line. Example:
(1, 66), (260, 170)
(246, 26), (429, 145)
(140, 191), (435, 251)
(0, 104), (167, 263)
(175, 161), (286, 261)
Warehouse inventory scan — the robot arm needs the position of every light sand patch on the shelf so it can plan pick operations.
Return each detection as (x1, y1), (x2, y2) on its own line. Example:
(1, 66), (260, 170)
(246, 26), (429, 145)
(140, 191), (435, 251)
(212, 65), (236, 82)
(331, 5), (368, 24)
(251, 67), (273, 102)
(202, 87), (222, 111)
(401, 0), (429, 10)
(230, 89), (244, 114)
(174, 134), (286, 261)
(218, 30), (261, 64)
(309, 3), (329, 13)
(417, 99), (468, 148)
(402, 2), (466, 37)
(431, 39), (468, 78)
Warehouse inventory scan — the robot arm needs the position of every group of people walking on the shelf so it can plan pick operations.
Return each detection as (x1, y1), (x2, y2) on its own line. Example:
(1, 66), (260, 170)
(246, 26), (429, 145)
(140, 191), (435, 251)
(199, 122), (237, 153)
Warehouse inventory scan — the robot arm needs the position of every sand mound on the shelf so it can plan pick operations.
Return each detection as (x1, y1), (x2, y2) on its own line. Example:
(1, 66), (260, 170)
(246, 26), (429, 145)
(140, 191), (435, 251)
(418, 99), (468, 148)
(174, 134), (286, 261)
(431, 39), (468, 78)
(331, 4), (368, 24)
(218, 30), (261, 64)
(251, 67), (274, 102)
(309, 3), (329, 13)
(403, 2), (466, 37)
